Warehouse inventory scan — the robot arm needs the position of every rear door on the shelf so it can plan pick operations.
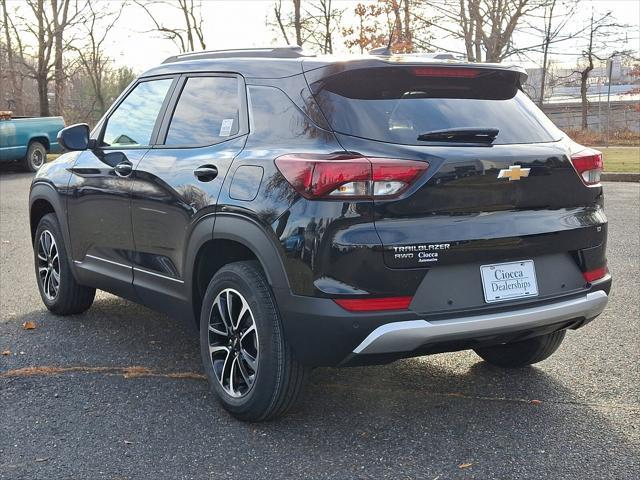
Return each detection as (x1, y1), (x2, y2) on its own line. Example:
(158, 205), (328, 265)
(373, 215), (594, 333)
(130, 73), (248, 309)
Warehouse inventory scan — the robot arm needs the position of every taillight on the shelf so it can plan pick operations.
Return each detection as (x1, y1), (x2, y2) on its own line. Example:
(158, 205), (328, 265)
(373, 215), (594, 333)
(411, 67), (481, 78)
(274, 154), (429, 200)
(334, 296), (413, 312)
(571, 148), (603, 185)
(583, 266), (608, 283)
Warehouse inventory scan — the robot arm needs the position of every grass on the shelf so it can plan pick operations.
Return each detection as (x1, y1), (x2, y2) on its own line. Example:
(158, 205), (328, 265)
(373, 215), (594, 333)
(598, 147), (640, 173)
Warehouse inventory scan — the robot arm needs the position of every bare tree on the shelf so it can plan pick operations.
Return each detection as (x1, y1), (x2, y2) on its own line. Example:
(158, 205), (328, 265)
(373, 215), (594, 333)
(1, 0), (24, 113)
(271, 0), (343, 54)
(423, 0), (553, 62)
(72, 2), (123, 118)
(135, 0), (206, 53)
(573, 10), (629, 130)
(274, 0), (302, 46)
(6, 0), (87, 116)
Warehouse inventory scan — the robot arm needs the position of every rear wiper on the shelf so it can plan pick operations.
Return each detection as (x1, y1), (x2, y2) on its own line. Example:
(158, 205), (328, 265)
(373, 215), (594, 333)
(417, 127), (499, 143)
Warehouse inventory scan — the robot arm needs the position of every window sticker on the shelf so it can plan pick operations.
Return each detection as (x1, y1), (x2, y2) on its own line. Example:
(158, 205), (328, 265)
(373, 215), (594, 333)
(219, 118), (234, 137)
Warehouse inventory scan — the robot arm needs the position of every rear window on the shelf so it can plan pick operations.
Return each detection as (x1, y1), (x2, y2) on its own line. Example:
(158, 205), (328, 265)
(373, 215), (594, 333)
(310, 67), (562, 145)
(165, 76), (241, 146)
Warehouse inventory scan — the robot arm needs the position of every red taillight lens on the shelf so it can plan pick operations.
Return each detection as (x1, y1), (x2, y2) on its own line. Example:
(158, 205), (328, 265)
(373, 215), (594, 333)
(583, 266), (608, 282)
(274, 154), (428, 200)
(411, 67), (481, 78)
(571, 148), (603, 185)
(334, 296), (413, 312)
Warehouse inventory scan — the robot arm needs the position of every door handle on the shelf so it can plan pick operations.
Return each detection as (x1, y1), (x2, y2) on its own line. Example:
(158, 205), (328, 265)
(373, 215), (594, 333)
(114, 161), (133, 177)
(194, 165), (218, 182)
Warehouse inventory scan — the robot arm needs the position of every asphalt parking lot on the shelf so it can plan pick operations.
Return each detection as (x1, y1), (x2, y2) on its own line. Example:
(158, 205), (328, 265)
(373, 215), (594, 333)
(1, 168), (638, 480)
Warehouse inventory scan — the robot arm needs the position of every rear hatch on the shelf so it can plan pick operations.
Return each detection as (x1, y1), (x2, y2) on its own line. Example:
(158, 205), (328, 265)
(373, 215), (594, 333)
(305, 62), (606, 310)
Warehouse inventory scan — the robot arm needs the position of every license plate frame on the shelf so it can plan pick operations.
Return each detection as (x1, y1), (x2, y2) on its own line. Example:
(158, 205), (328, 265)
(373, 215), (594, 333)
(480, 260), (539, 303)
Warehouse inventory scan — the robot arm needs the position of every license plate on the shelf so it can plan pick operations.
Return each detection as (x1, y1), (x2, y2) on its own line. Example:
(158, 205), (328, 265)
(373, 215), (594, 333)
(480, 260), (539, 303)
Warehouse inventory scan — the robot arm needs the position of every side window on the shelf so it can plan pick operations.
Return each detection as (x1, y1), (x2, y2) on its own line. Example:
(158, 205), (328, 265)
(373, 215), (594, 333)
(102, 79), (173, 147)
(165, 76), (241, 146)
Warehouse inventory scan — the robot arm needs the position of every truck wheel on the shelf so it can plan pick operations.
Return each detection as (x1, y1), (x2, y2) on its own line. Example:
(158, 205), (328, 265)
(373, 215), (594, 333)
(200, 261), (309, 421)
(34, 213), (96, 315)
(474, 330), (566, 368)
(23, 141), (47, 172)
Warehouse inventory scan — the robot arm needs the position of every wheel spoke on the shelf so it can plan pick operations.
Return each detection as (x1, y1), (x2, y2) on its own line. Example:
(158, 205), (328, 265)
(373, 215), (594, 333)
(240, 323), (256, 343)
(213, 297), (231, 335)
(226, 290), (234, 329)
(229, 356), (239, 396)
(49, 273), (58, 296)
(43, 269), (52, 297)
(236, 353), (252, 385)
(39, 235), (48, 259)
(234, 298), (249, 331)
(208, 324), (227, 336)
(209, 345), (230, 356)
(240, 349), (257, 372)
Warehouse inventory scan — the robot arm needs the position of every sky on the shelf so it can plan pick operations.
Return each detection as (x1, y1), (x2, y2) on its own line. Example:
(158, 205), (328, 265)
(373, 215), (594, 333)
(6, 0), (640, 73)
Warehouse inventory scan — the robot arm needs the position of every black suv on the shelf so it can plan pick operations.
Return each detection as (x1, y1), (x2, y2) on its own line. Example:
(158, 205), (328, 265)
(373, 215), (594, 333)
(30, 47), (611, 421)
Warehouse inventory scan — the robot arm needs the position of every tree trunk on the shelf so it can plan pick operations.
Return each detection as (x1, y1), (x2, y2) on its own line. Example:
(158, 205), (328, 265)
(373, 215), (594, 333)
(580, 70), (590, 130)
(36, 0), (50, 116)
(403, 0), (412, 51)
(1, 0), (23, 114)
(293, 0), (302, 46)
(52, 0), (67, 116)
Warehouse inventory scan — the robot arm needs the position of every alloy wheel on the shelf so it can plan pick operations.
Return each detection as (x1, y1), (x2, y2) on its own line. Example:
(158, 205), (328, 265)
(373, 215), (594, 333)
(208, 288), (259, 398)
(37, 230), (60, 300)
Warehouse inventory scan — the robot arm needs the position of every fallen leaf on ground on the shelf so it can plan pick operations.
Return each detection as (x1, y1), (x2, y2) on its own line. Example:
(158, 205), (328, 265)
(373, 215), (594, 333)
(23, 321), (36, 330)
(458, 463), (473, 469)
(1, 350), (10, 356)
(530, 399), (542, 405)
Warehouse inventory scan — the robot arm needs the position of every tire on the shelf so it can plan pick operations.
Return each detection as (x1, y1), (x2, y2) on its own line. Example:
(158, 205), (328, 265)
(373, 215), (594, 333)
(34, 213), (95, 315)
(22, 141), (47, 172)
(474, 330), (566, 368)
(200, 261), (309, 421)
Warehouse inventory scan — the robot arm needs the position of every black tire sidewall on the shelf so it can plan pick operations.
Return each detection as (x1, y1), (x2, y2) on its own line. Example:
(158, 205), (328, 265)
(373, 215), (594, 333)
(199, 262), (284, 418)
(34, 214), (73, 310)
(25, 141), (46, 172)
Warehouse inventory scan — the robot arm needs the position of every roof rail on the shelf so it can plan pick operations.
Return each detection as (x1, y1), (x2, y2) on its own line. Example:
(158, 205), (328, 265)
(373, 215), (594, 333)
(162, 46), (314, 64)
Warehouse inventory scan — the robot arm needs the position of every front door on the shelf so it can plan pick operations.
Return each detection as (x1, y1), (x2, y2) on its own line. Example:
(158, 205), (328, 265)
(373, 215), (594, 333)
(67, 77), (176, 298)
(130, 74), (248, 309)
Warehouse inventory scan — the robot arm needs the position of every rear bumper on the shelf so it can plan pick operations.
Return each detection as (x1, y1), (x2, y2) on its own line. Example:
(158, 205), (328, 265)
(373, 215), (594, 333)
(276, 277), (611, 367)
(352, 290), (608, 355)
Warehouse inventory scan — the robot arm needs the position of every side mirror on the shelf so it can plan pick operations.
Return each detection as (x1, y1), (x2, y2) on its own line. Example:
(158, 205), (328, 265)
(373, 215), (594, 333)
(58, 123), (91, 151)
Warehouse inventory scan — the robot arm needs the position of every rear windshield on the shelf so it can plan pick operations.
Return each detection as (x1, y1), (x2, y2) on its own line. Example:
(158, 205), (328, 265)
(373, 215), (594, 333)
(310, 67), (562, 145)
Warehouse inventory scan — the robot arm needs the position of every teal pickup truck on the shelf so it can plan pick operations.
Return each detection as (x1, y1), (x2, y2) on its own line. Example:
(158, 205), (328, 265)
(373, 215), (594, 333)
(0, 112), (65, 171)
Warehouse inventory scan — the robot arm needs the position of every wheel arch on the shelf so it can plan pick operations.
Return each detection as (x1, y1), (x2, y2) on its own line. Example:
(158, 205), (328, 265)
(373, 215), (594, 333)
(29, 183), (77, 280)
(29, 136), (51, 151)
(186, 213), (290, 328)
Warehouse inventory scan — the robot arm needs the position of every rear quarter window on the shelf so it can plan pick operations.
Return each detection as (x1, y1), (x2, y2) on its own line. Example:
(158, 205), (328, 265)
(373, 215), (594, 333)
(311, 67), (562, 146)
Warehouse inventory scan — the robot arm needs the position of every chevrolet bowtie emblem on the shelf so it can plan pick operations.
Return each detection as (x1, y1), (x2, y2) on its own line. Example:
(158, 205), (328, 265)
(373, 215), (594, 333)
(497, 165), (531, 181)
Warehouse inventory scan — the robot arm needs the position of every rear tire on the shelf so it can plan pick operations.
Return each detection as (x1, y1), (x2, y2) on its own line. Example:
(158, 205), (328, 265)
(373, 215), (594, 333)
(473, 330), (566, 368)
(200, 261), (309, 421)
(22, 141), (47, 172)
(34, 213), (95, 315)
